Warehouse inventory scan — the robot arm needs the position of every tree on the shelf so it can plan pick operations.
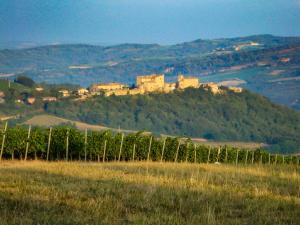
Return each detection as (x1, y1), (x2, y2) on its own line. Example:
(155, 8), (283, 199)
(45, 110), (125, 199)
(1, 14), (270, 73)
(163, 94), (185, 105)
(15, 76), (35, 87)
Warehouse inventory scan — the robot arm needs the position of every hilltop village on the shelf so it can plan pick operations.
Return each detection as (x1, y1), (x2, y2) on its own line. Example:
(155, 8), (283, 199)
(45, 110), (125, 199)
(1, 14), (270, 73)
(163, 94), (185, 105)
(0, 74), (243, 109)
(90, 74), (199, 97)
(75, 74), (242, 100)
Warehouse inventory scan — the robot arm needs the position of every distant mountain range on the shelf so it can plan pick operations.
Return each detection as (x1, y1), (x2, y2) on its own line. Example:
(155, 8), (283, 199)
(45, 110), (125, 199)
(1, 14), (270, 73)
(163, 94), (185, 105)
(0, 34), (300, 110)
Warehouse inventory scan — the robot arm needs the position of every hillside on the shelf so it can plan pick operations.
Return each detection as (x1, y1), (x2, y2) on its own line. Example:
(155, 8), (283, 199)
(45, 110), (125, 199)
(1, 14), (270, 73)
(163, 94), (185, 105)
(22, 114), (265, 149)
(1, 34), (300, 110)
(24, 114), (137, 134)
(45, 88), (300, 153)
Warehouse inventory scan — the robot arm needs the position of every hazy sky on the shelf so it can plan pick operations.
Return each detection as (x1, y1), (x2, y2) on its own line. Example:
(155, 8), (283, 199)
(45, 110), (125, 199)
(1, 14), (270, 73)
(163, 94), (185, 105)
(1, 0), (300, 45)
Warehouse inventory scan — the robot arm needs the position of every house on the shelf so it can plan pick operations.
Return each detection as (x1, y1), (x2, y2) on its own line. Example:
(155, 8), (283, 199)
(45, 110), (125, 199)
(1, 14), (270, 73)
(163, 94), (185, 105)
(90, 83), (125, 91)
(163, 83), (176, 93)
(26, 97), (36, 105)
(59, 89), (70, 97)
(203, 83), (222, 94)
(77, 88), (89, 96)
(105, 88), (129, 97)
(177, 75), (199, 89)
(0, 91), (5, 98)
(42, 97), (57, 102)
(136, 74), (165, 92)
(228, 87), (243, 93)
(280, 58), (290, 63)
(129, 88), (144, 95)
(35, 87), (44, 92)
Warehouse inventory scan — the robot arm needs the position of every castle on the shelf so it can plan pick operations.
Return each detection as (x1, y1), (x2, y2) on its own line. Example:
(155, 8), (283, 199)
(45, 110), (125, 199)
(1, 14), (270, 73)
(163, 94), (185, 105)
(89, 74), (200, 97)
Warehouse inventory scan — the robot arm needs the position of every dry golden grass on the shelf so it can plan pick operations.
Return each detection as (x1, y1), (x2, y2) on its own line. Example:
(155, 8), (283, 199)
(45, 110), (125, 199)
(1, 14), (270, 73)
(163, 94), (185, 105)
(0, 161), (299, 225)
(24, 114), (136, 133)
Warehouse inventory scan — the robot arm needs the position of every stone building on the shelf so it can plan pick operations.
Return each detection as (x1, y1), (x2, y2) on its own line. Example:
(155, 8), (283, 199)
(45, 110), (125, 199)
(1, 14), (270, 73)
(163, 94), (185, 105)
(88, 74), (201, 97)
(163, 83), (176, 93)
(77, 88), (89, 96)
(90, 83), (125, 93)
(129, 88), (144, 96)
(35, 87), (44, 92)
(177, 75), (199, 89)
(42, 97), (57, 102)
(104, 88), (129, 97)
(203, 83), (221, 94)
(136, 74), (165, 92)
(59, 89), (70, 97)
(26, 97), (36, 105)
(228, 87), (243, 93)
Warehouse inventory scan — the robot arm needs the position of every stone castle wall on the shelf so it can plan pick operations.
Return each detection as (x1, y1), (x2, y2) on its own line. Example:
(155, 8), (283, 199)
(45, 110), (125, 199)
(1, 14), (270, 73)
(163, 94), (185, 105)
(104, 88), (129, 97)
(90, 83), (125, 92)
(86, 74), (211, 97)
(136, 74), (165, 92)
(177, 75), (199, 89)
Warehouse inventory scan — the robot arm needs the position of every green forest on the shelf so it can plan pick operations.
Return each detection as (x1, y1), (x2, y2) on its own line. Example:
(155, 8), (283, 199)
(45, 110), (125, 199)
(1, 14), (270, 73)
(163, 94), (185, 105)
(45, 88), (300, 153)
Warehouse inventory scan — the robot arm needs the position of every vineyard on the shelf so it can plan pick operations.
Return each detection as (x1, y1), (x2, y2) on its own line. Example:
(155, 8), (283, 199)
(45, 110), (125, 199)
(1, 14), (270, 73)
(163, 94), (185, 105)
(0, 124), (299, 165)
(1, 125), (300, 224)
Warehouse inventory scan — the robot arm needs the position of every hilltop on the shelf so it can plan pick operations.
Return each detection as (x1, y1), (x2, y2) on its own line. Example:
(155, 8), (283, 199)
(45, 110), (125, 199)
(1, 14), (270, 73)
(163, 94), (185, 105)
(1, 76), (300, 153)
(45, 87), (300, 153)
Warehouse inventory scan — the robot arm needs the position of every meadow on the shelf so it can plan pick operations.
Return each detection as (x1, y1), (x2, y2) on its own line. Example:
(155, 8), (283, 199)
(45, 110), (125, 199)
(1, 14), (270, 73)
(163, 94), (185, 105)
(0, 161), (299, 225)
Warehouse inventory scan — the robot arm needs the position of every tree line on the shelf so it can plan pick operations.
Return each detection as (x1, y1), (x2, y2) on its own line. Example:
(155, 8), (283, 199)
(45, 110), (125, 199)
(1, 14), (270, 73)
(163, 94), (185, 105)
(0, 125), (299, 165)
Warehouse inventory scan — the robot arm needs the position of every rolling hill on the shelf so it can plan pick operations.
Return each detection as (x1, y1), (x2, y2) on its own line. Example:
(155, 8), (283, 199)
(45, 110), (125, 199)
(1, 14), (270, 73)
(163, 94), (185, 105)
(45, 87), (300, 153)
(1, 34), (300, 110)
(1, 77), (300, 153)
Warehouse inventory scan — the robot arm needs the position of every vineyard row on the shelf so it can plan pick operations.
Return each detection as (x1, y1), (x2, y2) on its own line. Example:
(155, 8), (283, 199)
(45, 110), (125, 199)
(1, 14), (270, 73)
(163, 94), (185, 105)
(0, 125), (299, 165)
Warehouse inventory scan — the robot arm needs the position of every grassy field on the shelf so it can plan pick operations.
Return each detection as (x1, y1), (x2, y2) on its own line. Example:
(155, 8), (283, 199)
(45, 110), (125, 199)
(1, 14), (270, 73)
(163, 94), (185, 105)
(23, 114), (137, 133)
(0, 161), (299, 225)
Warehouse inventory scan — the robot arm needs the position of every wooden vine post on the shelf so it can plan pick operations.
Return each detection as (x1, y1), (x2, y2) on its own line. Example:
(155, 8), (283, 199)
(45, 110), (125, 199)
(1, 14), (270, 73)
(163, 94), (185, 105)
(194, 144), (197, 163)
(160, 138), (166, 162)
(260, 154), (263, 165)
(207, 147), (211, 164)
(174, 140), (180, 163)
(245, 150), (249, 165)
(268, 153), (271, 165)
(84, 129), (88, 162)
(216, 147), (221, 163)
(185, 143), (189, 163)
(46, 127), (52, 161)
(24, 125), (32, 161)
(0, 122), (8, 161)
(235, 149), (239, 165)
(251, 151), (255, 164)
(102, 140), (107, 162)
(275, 154), (278, 165)
(118, 133), (124, 162)
(147, 136), (153, 162)
(132, 143), (136, 161)
(225, 146), (228, 163)
(65, 129), (69, 161)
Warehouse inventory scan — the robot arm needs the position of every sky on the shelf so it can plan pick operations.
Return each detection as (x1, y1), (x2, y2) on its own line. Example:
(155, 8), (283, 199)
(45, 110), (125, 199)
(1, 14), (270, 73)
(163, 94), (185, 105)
(0, 0), (300, 47)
